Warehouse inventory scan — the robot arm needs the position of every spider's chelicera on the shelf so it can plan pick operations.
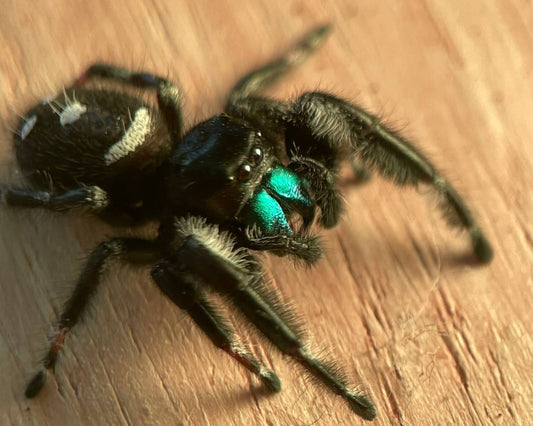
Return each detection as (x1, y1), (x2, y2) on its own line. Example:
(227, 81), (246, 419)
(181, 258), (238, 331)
(5, 25), (493, 421)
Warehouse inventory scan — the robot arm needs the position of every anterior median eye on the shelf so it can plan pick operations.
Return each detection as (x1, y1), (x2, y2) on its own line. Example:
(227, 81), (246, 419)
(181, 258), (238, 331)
(237, 164), (252, 182)
(251, 147), (263, 165)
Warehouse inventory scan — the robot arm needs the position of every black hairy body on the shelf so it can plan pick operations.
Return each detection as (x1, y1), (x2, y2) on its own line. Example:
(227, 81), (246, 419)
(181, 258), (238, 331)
(4, 25), (492, 421)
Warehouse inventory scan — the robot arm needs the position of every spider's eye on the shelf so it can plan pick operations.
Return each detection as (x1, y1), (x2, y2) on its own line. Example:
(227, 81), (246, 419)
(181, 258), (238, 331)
(251, 146), (263, 165)
(237, 164), (253, 182)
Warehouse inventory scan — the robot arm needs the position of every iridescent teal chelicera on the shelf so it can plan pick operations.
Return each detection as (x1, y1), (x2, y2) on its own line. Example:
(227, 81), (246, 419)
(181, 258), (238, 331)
(247, 189), (292, 233)
(246, 165), (313, 233)
(266, 166), (313, 210)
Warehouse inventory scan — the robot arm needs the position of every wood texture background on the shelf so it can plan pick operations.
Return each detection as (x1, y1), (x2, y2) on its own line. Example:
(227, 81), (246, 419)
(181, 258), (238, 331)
(1, 1), (531, 424)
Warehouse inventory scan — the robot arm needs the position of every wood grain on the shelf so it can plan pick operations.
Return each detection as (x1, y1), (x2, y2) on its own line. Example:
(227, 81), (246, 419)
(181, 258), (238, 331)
(1, 1), (531, 424)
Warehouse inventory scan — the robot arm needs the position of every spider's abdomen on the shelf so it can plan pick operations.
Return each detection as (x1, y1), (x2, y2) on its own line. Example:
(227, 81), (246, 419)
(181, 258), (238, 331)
(15, 88), (172, 194)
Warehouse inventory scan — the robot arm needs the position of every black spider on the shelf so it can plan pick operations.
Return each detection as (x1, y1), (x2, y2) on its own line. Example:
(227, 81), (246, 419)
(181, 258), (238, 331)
(4, 25), (493, 421)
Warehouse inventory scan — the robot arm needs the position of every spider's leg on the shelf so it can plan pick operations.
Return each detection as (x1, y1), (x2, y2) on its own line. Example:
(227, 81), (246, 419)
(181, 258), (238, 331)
(226, 24), (331, 107)
(3, 186), (108, 212)
(225, 24), (330, 140)
(286, 91), (493, 262)
(169, 217), (375, 420)
(75, 64), (183, 142)
(230, 272), (375, 420)
(227, 96), (290, 141)
(152, 260), (281, 392)
(25, 238), (157, 398)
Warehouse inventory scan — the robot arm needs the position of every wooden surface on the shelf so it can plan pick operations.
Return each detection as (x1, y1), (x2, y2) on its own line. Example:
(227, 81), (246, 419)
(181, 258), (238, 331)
(1, 1), (531, 424)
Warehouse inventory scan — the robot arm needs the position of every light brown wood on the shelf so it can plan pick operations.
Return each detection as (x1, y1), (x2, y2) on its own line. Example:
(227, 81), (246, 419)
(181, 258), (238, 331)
(1, 1), (531, 424)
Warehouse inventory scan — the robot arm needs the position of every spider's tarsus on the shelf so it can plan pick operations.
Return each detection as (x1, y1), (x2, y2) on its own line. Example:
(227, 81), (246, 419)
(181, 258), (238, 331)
(261, 371), (282, 393)
(289, 24), (332, 67)
(472, 231), (493, 263)
(25, 369), (47, 398)
(347, 392), (377, 421)
(304, 23), (332, 46)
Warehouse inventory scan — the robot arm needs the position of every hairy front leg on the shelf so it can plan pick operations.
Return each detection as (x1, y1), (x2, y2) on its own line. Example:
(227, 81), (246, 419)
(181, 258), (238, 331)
(285, 91), (493, 262)
(166, 216), (375, 420)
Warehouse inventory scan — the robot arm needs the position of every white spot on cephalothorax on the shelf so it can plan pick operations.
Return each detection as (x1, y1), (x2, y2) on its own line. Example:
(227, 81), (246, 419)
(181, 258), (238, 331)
(20, 115), (37, 140)
(59, 101), (87, 126)
(104, 107), (152, 165)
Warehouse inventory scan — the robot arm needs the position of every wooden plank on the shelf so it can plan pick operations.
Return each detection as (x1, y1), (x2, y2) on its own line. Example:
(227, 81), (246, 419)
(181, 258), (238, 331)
(1, 1), (531, 424)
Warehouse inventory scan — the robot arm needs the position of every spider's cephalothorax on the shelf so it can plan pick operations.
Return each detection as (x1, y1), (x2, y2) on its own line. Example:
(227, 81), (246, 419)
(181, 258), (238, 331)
(5, 25), (493, 421)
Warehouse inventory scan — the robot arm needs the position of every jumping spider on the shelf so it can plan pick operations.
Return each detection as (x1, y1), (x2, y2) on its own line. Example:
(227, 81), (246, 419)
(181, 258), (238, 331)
(5, 25), (492, 421)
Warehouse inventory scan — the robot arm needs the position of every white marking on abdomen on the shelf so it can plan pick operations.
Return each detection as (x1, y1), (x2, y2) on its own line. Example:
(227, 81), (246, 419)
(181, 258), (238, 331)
(104, 107), (152, 165)
(20, 115), (37, 140)
(60, 101), (87, 126)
